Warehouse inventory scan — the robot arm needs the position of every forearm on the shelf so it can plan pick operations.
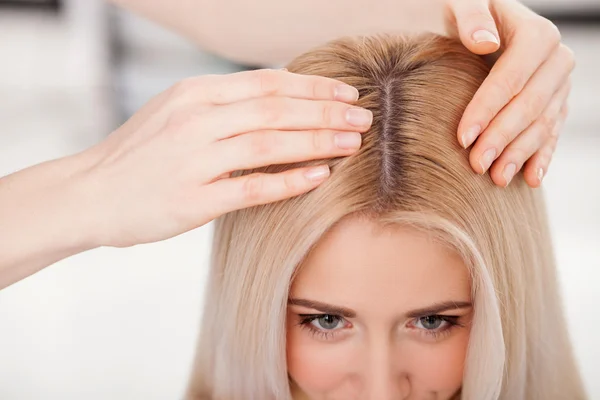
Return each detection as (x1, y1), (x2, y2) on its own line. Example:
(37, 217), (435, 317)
(0, 153), (99, 289)
(109, 0), (447, 66)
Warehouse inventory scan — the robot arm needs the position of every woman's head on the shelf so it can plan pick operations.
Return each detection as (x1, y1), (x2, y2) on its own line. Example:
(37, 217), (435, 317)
(186, 34), (584, 400)
(286, 217), (472, 399)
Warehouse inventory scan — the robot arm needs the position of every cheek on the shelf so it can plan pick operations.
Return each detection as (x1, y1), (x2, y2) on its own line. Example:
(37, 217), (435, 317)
(286, 323), (352, 393)
(405, 329), (470, 391)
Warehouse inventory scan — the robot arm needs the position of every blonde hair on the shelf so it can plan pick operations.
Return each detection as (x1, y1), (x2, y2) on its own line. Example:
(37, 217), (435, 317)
(185, 33), (585, 400)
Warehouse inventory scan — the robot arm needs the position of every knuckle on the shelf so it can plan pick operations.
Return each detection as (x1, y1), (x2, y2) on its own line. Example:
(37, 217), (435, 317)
(467, 8), (496, 25)
(505, 146), (530, 166)
(549, 124), (560, 140)
(282, 171), (301, 193)
(202, 75), (230, 103)
(537, 113), (557, 137)
(311, 80), (321, 99)
(311, 130), (326, 153)
(523, 93), (548, 122)
(320, 104), (334, 127)
(497, 129), (513, 149)
(241, 174), (264, 202)
(259, 97), (285, 124)
(547, 135), (559, 152)
(542, 19), (562, 43)
(561, 103), (569, 119)
(168, 81), (188, 100)
(560, 44), (576, 71)
(256, 69), (280, 96)
(165, 110), (194, 131)
(502, 69), (525, 95)
(565, 76), (573, 92)
(249, 132), (277, 157)
(171, 77), (201, 98)
(490, 70), (523, 101)
(479, 102), (498, 122)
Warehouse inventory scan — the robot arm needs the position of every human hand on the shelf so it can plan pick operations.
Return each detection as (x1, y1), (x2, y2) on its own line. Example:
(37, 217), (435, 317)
(444, 0), (574, 187)
(81, 69), (371, 247)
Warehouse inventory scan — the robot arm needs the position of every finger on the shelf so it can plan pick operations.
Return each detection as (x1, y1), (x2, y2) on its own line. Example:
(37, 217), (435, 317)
(477, 74), (570, 181)
(448, 0), (500, 55)
(488, 80), (568, 187)
(202, 165), (330, 217)
(458, 17), (562, 150)
(522, 138), (557, 188)
(469, 45), (573, 175)
(522, 102), (568, 187)
(171, 69), (360, 106)
(175, 97), (373, 142)
(206, 129), (362, 178)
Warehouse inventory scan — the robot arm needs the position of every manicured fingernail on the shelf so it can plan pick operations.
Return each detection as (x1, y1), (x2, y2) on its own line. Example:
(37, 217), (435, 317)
(537, 167), (544, 184)
(305, 165), (330, 182)
(479, 148), (497, 174)
(503, 163), (517, 187)
(472, 30), (499, 45)
(461, 125), (481, 148)
(335, 132), (362, 149)
(334, 84), (359, 102)
(346, 107), (373, 127)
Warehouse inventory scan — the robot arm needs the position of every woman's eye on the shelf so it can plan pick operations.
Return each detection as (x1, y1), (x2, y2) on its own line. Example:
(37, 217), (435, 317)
(415, 315), (447, 330)
(311, 314), (344, 330)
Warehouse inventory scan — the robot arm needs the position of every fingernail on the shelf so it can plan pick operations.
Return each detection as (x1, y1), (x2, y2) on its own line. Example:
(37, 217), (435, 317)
(334, 84), (359, 102)
(461, 125), (481, 148)
(503, 163), (517, 187)
(346, 108), (373, 127)
(305, 165), (330, 182)
(335, 132), (362, 150)
(537, 167), (544, 184)
(479, 148), (497, 174)
(472, 30), (499, 45)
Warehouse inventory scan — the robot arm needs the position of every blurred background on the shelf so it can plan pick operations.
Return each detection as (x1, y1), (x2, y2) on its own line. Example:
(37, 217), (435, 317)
(0, 0), (598, 399)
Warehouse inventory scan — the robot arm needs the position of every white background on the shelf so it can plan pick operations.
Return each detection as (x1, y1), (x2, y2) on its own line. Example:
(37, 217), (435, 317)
(0, 1), (598, 399)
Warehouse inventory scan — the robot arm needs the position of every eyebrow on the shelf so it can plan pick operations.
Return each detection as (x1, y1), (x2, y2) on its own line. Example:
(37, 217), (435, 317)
(404, 301), (472, 318)
(288, 298), (356, 318)
(287, 298), (472, 319)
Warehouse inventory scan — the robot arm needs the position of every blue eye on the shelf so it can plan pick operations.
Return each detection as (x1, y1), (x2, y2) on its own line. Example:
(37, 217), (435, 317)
(310, 314), (344, 330)
(417, 315), (447, 330)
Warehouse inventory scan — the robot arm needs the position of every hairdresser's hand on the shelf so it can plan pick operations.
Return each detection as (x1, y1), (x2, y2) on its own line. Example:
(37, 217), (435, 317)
(82, 69), (371, 247)
(444, 0), (574, 187)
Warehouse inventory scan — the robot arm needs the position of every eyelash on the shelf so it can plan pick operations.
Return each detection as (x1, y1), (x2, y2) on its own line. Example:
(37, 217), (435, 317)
(297, 314), (348, 341)
(409, 315), (463, 340)
(297, 314), (464, 341)
(298, 314), (346, 340)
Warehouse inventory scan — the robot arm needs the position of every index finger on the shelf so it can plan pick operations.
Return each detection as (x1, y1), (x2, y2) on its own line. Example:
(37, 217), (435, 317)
(457, 20), (561, 148)
(195, 69), (360, 105)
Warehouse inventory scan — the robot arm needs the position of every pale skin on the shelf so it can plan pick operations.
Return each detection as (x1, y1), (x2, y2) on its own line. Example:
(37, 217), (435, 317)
(111, 0), (575, 186)
(287, 216), (472, 399)
(0, 0), (573, 289)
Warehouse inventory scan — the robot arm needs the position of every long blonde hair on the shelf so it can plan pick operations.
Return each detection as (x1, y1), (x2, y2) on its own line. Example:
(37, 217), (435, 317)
(185, 33), (585, 400)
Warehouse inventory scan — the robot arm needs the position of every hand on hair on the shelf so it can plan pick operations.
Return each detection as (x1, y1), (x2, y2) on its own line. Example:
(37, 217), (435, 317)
(81, 69), (372, 247)
(444, 0), (573, 188)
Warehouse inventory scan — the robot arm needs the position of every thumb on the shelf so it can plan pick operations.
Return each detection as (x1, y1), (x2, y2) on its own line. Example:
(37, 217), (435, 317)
(449, 0), (500, 55)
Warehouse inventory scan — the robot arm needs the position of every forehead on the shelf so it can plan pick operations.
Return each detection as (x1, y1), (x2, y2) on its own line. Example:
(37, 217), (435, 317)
(290, 216), (471, 313)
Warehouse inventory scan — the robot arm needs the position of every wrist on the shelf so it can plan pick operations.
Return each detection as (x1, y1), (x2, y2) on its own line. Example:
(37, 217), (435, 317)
(56, 149), (108, 251)
(0, 152), (102, 288)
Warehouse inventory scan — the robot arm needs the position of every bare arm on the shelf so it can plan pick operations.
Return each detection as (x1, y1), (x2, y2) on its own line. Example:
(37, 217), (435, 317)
(108, 0), (447, 66)
(0, 69), (372, 290)
(0, 153), (98, 290)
